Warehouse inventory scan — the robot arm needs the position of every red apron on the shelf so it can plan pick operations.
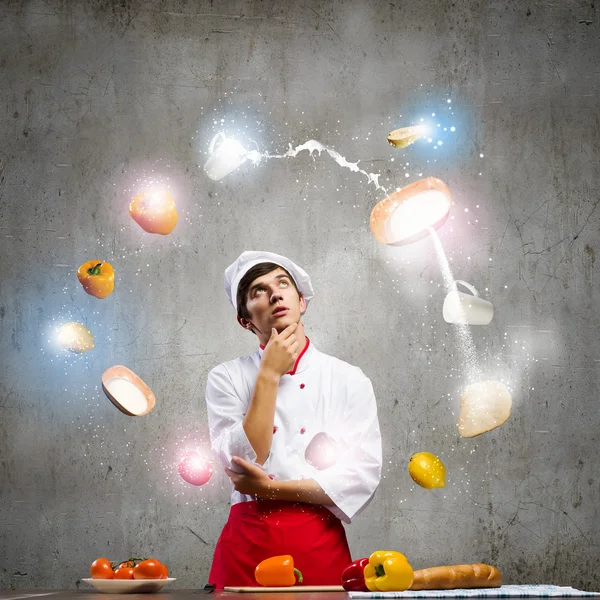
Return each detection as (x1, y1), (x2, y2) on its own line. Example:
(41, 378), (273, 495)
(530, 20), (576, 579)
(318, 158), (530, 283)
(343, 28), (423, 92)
(209, 500), (352, 588)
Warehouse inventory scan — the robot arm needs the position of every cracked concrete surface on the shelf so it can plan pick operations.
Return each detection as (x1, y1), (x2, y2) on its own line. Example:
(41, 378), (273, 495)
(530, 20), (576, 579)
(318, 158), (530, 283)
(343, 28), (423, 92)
(1, 0), (599, 592)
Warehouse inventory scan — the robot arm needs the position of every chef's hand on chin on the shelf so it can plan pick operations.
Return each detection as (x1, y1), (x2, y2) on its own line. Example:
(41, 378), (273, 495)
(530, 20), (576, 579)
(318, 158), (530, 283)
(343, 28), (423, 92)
(225, 456), (274, 498)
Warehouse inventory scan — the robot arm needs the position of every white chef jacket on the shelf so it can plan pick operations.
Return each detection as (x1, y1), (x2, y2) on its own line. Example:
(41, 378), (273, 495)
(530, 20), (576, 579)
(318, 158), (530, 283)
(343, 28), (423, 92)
(205, 338), (382, 524)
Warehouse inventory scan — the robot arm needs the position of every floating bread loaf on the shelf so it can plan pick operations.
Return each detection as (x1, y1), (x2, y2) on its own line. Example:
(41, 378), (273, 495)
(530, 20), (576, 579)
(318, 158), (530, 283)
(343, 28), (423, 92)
(410, 563), (502, 590)
(458, 380), (512, 438)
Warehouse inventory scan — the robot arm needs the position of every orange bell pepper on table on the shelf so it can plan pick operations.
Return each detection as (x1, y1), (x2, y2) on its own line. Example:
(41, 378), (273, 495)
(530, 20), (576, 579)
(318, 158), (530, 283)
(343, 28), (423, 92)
(77, 261), (115, 298)
(255, 555), (303, 587)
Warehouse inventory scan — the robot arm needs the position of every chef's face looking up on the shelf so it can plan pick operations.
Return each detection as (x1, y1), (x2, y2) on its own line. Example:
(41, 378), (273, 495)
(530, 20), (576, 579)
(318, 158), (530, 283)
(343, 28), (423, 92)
(236, 263), (307, 346)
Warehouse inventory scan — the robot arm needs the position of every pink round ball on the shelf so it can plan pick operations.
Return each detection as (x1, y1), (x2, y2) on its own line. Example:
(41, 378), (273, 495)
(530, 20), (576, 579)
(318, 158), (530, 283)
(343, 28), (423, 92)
(178, 451), (213, 486)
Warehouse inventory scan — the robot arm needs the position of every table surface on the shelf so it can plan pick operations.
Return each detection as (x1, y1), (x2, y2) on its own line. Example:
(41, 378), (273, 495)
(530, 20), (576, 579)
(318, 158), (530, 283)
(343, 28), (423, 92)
(0, 591), (350, 600)
(0, 591), (590, 600)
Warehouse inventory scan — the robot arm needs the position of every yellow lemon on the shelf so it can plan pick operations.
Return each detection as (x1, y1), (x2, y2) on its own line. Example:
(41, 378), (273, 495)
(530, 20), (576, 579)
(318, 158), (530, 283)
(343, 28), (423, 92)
(408, 452), (446, 489)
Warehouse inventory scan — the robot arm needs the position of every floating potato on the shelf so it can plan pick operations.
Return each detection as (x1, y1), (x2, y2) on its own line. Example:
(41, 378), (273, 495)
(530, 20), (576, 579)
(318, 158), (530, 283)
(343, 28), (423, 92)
(58, 322), (95, 353)
(458, 380), (512, 438)
(387, 125), (426, 149)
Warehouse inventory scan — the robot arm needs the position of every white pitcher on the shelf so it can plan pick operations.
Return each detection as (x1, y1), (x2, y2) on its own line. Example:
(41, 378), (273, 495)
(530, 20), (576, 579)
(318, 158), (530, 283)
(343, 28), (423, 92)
(203, 133), (249, 181)
(443, 280), (494, 325)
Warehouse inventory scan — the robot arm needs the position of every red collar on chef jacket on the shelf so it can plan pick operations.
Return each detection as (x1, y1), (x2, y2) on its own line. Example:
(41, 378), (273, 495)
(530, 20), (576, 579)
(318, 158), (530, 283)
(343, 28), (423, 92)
(259, 336), (311, 376)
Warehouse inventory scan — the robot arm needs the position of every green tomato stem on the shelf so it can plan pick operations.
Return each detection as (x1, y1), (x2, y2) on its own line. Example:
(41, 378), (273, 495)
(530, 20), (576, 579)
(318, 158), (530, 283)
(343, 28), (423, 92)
(112, 557), (147, 570)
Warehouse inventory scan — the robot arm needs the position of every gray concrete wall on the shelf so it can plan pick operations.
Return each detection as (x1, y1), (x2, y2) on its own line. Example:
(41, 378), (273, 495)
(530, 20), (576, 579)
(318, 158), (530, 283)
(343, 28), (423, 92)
(1, 0), (599, 591)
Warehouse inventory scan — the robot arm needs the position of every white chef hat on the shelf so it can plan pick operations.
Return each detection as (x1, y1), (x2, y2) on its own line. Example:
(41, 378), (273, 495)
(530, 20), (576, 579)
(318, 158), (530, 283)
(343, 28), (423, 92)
(224, 251), (314, 313)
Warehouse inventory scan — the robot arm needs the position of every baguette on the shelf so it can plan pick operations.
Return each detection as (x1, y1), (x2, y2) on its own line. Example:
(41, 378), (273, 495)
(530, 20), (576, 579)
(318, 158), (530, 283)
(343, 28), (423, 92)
(410, 563), (502, 590)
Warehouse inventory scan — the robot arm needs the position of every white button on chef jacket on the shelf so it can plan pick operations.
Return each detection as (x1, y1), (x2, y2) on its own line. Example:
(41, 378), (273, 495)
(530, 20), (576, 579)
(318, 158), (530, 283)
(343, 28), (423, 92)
(206, 338), (383, 524)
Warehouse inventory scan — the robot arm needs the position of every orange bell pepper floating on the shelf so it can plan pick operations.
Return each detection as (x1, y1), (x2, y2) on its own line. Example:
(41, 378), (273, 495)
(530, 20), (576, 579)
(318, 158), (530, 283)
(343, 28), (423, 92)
(77, 261), (115, 299)
(255, 555), (303, 587)
(129, 189), (178, 235)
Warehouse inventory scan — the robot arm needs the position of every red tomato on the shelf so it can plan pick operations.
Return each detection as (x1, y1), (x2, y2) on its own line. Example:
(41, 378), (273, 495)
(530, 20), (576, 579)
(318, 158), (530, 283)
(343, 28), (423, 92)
(114, 567), (135, 579)
(133, 558), (165, 580)
(90, 558), (114, 579)
(158, 562), (169, 579)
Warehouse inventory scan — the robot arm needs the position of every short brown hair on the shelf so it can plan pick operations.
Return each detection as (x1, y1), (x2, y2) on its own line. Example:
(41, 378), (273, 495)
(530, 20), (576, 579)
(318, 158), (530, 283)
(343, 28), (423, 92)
(236, 262), (301, 321)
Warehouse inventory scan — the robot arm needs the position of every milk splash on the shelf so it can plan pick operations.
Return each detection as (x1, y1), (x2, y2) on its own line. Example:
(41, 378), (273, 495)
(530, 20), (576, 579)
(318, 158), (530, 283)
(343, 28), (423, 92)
(429, 227), (482, 384)
(246, 140), (387, 192)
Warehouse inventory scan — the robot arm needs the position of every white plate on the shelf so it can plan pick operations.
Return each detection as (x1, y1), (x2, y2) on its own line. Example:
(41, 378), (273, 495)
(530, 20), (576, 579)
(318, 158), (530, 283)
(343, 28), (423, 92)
(82, 578), (176, 594)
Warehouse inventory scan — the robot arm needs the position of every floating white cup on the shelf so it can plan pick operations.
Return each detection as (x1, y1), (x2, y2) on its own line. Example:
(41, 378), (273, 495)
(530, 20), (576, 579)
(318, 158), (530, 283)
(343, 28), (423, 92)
(203, 133), (249, 181)
(443, 280), (494, 325)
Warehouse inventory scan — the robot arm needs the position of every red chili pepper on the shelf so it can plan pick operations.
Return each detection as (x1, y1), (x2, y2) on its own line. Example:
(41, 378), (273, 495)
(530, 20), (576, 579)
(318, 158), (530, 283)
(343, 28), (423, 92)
(341, 557), (370, 592)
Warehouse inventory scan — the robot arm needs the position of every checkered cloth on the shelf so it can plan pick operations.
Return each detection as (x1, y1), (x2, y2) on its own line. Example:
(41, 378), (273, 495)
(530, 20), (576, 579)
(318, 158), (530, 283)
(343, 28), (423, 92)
(349, 585), (600, 598)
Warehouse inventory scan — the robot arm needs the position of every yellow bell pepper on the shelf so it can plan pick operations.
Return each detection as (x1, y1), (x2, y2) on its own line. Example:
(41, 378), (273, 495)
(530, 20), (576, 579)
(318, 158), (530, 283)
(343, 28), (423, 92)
(77, 261), (115, 299)
(364, 550), (414, 592)
(129, 189), (178, 235)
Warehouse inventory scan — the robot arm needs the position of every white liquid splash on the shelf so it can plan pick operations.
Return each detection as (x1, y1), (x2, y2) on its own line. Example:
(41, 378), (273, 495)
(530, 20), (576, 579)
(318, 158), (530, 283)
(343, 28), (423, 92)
(246, 139), (387, 192)
(429, 228), (482, 384)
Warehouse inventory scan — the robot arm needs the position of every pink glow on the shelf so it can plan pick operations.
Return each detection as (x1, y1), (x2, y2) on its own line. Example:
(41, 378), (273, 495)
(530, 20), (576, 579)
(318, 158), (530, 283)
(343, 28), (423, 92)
(177, 451), (213, 486)
(304, 432), (339, 470)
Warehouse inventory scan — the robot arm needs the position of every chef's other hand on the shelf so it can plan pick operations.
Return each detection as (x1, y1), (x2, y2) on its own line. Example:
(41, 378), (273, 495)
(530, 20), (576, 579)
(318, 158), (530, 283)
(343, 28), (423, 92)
(225, 456), (272, 497)
(261, 323), (300, 377)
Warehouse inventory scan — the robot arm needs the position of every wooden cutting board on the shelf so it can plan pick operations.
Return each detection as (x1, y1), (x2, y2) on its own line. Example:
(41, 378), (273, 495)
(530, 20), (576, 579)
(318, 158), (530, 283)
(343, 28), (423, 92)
(224, 585), (346, 592)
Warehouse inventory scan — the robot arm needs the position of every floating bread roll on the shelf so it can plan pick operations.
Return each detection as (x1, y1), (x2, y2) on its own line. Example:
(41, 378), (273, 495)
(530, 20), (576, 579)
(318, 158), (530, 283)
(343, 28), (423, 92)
(387, 125), (426, 149)
(58, 322), (95, 354)
(458, 380), (512, 438)
(101, 365), (156, 416)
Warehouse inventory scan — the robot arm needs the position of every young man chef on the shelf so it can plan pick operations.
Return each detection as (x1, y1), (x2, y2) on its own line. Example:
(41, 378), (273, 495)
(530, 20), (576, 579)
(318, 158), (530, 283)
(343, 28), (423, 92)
(206, 250), (382, 588)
